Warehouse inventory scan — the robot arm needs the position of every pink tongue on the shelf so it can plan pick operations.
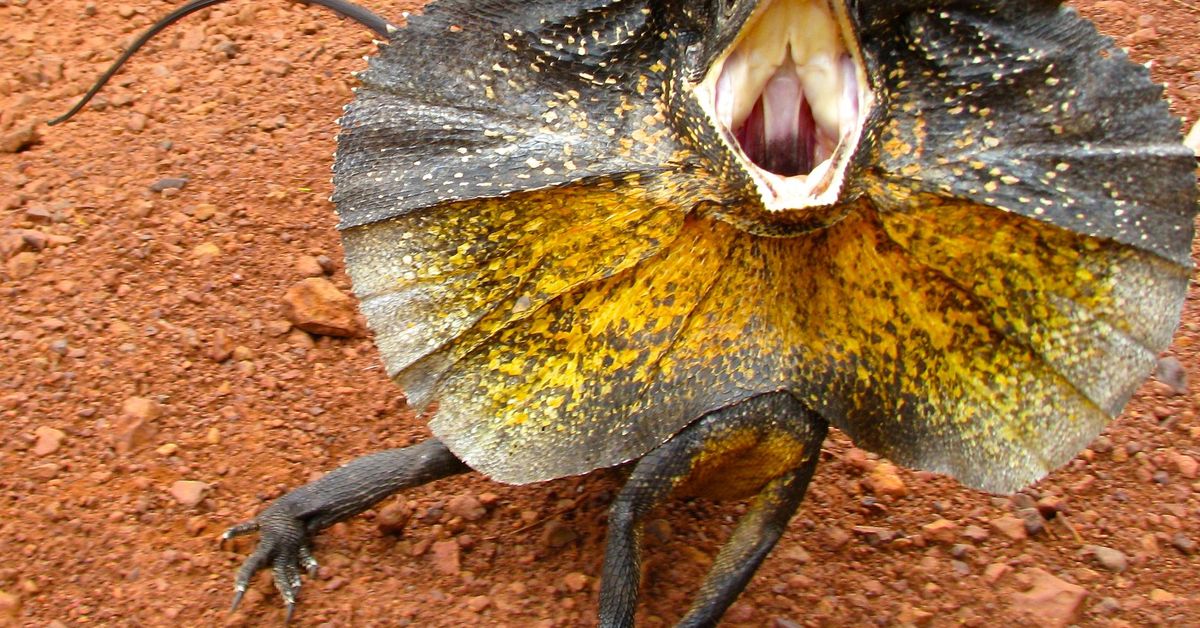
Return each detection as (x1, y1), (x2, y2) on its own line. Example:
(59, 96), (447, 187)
(735, 61), (816, 177)
(767, 62), (817, 177)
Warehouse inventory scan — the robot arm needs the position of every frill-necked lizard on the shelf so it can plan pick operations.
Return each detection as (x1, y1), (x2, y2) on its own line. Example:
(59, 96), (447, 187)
(53, 0), (1198, 625)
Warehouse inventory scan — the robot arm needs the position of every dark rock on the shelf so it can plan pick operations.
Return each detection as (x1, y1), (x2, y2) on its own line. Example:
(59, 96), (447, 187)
(1171, 533), (1195, 556)
(149, 177), (188, 192)
(1154, 356), (1188, 394)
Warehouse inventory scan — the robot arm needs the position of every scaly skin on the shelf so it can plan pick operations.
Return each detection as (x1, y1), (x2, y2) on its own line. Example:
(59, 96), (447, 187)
(54, 0), (1197, 624)
(337, 0), (1195, 490)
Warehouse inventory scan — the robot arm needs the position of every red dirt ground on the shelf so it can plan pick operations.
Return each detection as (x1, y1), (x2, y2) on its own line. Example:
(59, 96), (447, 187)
(1, 1), (1198, 626)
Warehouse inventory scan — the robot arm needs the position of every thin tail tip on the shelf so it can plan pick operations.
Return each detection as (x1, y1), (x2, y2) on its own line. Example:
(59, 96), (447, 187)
(46, 112), (73, 127)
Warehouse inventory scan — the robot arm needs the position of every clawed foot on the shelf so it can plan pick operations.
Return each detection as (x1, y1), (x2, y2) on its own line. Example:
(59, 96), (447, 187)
(214, 441), (470, 623)
(221, 504), (320, 624)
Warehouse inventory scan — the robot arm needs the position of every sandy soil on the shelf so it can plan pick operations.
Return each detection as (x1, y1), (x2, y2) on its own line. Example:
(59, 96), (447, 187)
(1, 1), (1198, 626)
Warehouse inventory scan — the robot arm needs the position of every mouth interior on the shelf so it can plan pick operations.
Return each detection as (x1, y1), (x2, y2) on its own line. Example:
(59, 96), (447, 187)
(701, 0), (869, 208)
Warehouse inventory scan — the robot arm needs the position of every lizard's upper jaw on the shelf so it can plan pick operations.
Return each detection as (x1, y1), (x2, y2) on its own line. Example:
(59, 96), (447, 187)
(693, 0), (873, 211)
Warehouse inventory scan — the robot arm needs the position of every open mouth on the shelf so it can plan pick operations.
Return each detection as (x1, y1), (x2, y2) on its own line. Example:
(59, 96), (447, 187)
(694, 0), (872, 210)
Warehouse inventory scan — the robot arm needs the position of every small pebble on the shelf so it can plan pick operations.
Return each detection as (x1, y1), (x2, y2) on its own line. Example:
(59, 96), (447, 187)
(541, 519), (578, 548)
(1154, 356), (1188, 394)
(990, 515), (1027, 541)
(430, 540), (460, 575)
(896, 605), (934, 625)
(32, 426), (65, 456)
(863, 462), (907, 498)
(1170, 452), (1198, 479)
(281, 277), (364, 337)
(1083, 545), (1128, 573)
(112, 397), (163, 454)
(1171, 533), (1195, 555)
(0, 590), (20, 621)
(168, 481), (209, 507)
(208, 329), (233, 362)
(852, 525), (897, 545)
(6, 251), (37, 279)
(376, 501), (410, 536)
(446, 495), (486, 521)
(127, 112), (147, 132)
(192, 203), (217, 221)
(1092, 597), (1121, 616)
(295, 255), (325, 277)
(962, 525), (990, 543)
(1017, 508), (1045, 537)
(562, 572), (588, 592)
(984, 563), (1011, 585)
(192, 242), (221, 259)
(149, 177), (188, 192)
(1148, 588), (1176, 604)
(124, 397), (163, 420)
(1008, 568), (1087, 626)
(1129, 27), (1158, 46)
(822, 527), (852, 551)
(0, 123), (39, 153)
(920, 518), (958, 545)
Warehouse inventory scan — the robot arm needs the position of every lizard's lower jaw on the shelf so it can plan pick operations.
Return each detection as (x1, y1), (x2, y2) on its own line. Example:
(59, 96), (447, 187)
(695, 0), (872, 211)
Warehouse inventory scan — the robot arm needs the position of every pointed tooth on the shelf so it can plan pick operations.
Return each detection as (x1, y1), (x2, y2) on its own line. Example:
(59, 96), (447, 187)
(743, 4), (792, 68)
(800, 55), (842, 137)
(787, 1), (845, 64)
(808, 156), (834, 187)
(839, 55), (861, 133)
(715, 51), (741, 129)
(733, 55), (775, 129)
(788, 1), (847, 138)
(814, 127), (838, 165)
(734, 8), (790, 127)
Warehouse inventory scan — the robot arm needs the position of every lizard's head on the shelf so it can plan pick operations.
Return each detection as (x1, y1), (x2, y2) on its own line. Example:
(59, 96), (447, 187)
(683, 0), (874, 213)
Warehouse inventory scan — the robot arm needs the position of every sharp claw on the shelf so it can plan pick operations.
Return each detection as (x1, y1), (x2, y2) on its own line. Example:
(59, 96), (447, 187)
(231, 585), (247, 613)
(227, 509), (316, 622)
(276, 578), (297, 604)
(274, 555), (301, 616)
(299, 546), (320, 576)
